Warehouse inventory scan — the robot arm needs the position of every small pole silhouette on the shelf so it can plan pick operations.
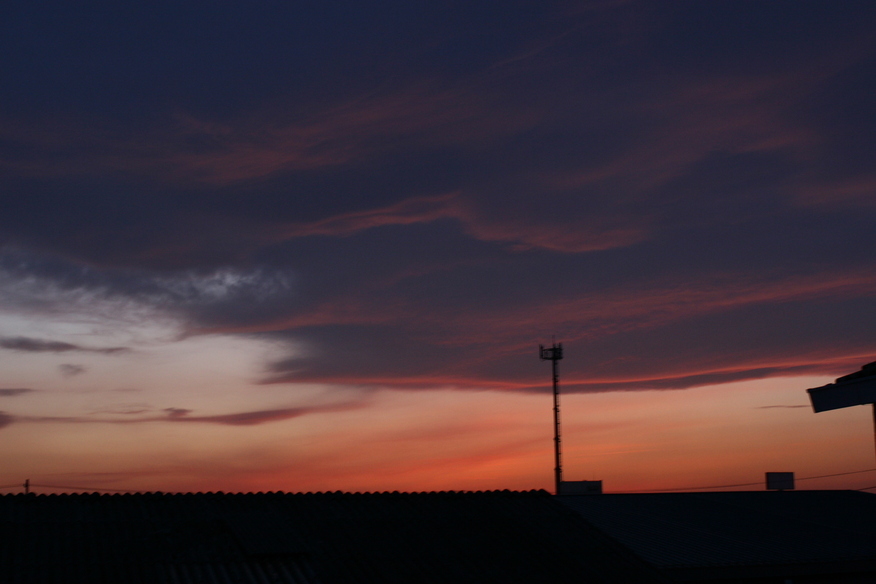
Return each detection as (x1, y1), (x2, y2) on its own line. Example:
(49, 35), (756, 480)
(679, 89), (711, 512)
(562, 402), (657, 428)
(540, 341), (563, 495)
(872, 404), (876, 465)
(24, 479), (29, 494)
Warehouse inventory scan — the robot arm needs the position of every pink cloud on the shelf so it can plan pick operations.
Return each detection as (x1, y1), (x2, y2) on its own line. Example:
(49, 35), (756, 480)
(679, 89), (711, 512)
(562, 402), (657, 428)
(0, 80), (536, 185)
(462, 218), (648, 253)
(264, 190), (648, 254)
(253, 267), (876, 392)
(794, 176), (876, 207)
(271, 192), (467, 239)
(300, 269), (876, 357)
(259, 360), (862, 394)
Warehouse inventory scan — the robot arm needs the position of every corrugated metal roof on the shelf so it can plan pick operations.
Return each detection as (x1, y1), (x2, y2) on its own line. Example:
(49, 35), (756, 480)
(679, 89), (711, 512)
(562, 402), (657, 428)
(558, 490), (876, 580)
(0, 490), (662, 584)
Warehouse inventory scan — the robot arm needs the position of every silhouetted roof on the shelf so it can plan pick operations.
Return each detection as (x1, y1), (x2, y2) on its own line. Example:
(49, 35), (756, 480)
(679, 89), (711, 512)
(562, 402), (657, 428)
(558, 490), (876, 582)
(808, 361), (876, 412)
(836, 361), (876, 383)
(0, 489), (662, 584)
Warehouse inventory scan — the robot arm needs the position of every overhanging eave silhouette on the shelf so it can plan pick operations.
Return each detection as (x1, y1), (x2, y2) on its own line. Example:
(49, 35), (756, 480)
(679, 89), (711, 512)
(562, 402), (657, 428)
(807, 361), (876, 412)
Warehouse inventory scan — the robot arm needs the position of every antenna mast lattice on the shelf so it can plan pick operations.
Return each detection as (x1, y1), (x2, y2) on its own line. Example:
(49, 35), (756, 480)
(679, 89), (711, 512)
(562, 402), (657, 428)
(540, 342), (563, 495)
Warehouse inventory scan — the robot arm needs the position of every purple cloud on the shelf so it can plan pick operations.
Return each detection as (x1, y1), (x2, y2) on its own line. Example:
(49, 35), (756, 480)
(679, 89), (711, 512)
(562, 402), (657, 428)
(58, 364), (86, 377)
(0, 337), (129, 354)
(0, 1), (873, 402)
(0, 388), (34, 397)
(0, 401), (368, 431)
(162, 408), (192, 418)
(0, 412), (14, 429)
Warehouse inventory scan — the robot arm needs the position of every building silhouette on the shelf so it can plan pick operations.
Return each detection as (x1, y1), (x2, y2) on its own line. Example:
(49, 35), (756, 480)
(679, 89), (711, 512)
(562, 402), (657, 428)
(4, 488), (876, 583)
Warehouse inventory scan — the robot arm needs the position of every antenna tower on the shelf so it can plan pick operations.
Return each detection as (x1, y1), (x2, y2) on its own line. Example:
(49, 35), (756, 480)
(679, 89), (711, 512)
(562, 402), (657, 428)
(540, 341), (563, 495)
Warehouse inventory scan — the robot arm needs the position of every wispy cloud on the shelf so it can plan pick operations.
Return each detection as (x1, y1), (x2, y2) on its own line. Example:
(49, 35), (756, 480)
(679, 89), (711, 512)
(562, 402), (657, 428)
(272, 193), (466, 240)
(58, 364), (86, 377)
(0, 388), (34, 397)
(163, 405), (357, 426)
(163, 407), (192, 418)
(794, 175), (876, 208)
(89, 404), (151, 415)
(0, 3), (872, 413)
(253, 266), (876, 389)
(0, 336), (129, 354)
(0, 78), (533, 186)
(1, 399), (370, 431)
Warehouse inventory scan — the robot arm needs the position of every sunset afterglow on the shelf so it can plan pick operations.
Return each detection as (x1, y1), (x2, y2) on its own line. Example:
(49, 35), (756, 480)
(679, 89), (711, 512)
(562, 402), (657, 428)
(1, 1), (875, 495)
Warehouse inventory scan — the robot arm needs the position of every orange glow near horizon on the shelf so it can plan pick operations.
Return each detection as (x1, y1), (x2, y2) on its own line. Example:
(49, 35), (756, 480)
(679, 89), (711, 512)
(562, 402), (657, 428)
(3, 375), (875, 495)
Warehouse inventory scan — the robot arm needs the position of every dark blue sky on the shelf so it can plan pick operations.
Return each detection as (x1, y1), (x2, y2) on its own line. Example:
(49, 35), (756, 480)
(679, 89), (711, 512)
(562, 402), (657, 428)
(2, 0), (875, 395)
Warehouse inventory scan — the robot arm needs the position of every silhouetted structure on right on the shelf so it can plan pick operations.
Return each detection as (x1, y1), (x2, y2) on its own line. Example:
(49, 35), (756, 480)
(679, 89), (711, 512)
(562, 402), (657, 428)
(559, 489), (876, 583)
(808, 360), (876, 461)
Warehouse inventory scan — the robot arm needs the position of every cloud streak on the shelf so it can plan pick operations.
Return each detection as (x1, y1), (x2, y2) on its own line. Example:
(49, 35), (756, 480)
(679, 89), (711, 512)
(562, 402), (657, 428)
(0, 399), (371, 431)
(0, 337), (130, 354)
(273, 193), (466, 240)
(0, 3), (873, 417)
(0, 1), (875, 496)
(58, 364), (86, 378)
(0, 388), (34, 397)
(252, 266), (876, 391)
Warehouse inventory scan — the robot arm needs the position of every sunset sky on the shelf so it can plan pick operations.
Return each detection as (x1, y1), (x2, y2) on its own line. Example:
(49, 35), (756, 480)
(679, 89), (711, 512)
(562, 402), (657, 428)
(2, 1), (876, 495)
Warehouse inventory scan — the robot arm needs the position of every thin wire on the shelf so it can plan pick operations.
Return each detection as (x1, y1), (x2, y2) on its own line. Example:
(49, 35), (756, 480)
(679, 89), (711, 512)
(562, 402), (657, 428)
(10, 468), (876, 495)
(798, 468), (876, 481)
(621, 481), (762, 493)
(617, 468), (876, 494)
